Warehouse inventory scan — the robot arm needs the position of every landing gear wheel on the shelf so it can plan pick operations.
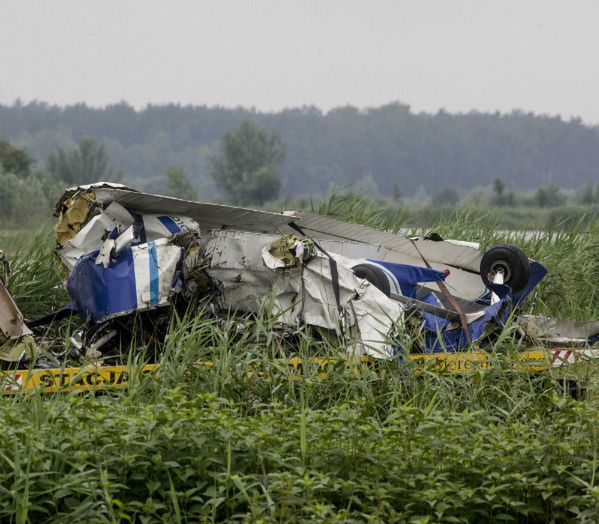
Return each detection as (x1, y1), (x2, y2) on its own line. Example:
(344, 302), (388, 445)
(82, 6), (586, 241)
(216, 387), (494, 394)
(480, 244), (530, 292)
(351, 264), (391, 297)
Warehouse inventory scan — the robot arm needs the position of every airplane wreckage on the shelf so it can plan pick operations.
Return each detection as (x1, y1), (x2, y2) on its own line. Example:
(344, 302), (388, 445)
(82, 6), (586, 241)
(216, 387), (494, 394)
(2, 182), (599, 393)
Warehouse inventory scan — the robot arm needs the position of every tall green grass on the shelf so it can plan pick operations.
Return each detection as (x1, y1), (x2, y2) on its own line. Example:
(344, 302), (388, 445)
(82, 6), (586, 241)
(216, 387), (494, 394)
(2, 201), (599, 521)
(3, 387), (599, 522)
(297, 190), (599, 231)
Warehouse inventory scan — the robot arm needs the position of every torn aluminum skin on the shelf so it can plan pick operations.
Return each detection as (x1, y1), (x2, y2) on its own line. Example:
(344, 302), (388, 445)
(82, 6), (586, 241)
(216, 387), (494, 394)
(0, 252), (36, 362)
(54, 184), (201, 324)
(204, 229), (549, 354)
(52, 183), (549, 359)
(66, 237), (185, 324)
(204, 229), (403, 358)
(204, 230), (382, 313)
(518, 315), (599, 346)
(55, 183), (517, 304)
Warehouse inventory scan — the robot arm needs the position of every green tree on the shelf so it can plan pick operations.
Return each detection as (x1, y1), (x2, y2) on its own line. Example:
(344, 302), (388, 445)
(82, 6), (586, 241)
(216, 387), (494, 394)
(210, 121), (285, 205)
(0, 140), (33, 177)
(504, 190), (516, 206)
(534, 185), (566, 208)
(163, 165), (198, 200)
(492, 178), (505, 206)
(393, 182), (403, 202)
(431, 187), (460, 206)
(579, 184), (596, 205)
(46, 138), (119, 185)
(0, 170), (62, 225)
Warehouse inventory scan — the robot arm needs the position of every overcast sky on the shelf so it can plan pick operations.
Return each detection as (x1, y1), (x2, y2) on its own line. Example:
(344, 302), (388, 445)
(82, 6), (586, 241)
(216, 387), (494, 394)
(2, 0), (598, 123)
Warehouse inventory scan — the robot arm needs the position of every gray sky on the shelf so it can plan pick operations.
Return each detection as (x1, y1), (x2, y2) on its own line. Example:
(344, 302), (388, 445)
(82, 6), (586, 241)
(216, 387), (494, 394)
(2, 0), (598, 123)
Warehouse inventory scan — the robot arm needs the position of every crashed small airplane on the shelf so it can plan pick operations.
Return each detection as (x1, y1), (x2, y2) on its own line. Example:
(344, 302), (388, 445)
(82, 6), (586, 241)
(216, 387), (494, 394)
(2, 182), (599, 391)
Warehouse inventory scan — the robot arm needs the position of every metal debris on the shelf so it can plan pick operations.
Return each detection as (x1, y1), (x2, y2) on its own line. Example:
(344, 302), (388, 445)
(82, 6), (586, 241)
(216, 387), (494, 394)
(0, 251), (37, 363)
(518, 315), (599, 346)
(8, 181), (595, 372)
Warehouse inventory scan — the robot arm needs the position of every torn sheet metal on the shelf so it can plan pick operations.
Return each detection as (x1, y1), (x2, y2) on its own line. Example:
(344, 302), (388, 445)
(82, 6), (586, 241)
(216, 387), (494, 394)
(272, 253), (404, 358)
(324, 254), (542, 353)
(0, 280), (32, 340)
(67, 237), (184, 323)
(203, 229), (509, 356)
(55, 192), (95, 247)
(0, 252), (36, 362)
(83, 186), (299, 234)
(302, 257), (404, 358)
(47, 183), (551, 363)
(421, 293), (508, 352)
(56, 194), (201, 274)
(204, 229), (550, 356)
(415, 270), (549, 353)
(282, 211), (487, 301)
(0, 252), (32, 340)
(54, 182), (135, 214)
(54, 183), (136, 247)
(0, 281), (36, 362)
(205, 230), (383, 313)
(55, 184), (515, 304)
(518, 315), (599, 346)
(205, 230), (403, 357)
(266, 235), (316, 268)
(54, 185), (202, 324)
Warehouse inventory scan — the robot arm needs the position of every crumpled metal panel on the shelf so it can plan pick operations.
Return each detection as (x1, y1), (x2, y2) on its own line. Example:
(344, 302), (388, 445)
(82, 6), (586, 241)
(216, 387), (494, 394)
(518, 315), (599, 343)
(55, 185), (487, 300)
(66, 238), (184, 324)
(205, 230), (383, 269)
(285, 211), (482, 271)
(204, 230), (385, 314)
(204, 230), (403, 357)
(0, 280), (32, 339)
(284, 211), (487, 301)
(91, 188), (298, 234)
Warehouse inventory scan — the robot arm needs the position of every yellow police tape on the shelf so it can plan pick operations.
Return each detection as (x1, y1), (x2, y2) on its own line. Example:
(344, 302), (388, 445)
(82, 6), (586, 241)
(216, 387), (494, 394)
(0, 348), (556, 394)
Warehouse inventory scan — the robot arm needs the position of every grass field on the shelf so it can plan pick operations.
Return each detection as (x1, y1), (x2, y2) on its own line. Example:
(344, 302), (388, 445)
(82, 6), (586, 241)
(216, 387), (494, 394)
(0, 225), (53, 258)
(2, 196), (599, 522)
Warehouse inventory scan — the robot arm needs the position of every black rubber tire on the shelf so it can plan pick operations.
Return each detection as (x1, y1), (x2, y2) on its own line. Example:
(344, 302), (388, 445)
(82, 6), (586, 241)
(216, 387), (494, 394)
(351, 264), (391, 297)
(480, 244), (530, 292)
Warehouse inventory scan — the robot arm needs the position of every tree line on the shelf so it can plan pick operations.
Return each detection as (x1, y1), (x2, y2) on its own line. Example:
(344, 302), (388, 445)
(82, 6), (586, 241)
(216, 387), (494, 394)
(2, 101), (599, 200)
(0, 121), (284, 224)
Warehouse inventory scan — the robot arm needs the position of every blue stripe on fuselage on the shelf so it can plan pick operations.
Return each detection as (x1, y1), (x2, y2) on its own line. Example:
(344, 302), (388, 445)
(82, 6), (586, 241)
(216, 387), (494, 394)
(148, 241), (159, 306)
(157, 216), (180, 235)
